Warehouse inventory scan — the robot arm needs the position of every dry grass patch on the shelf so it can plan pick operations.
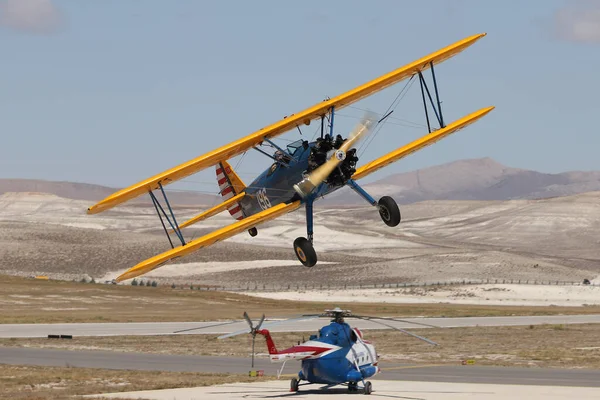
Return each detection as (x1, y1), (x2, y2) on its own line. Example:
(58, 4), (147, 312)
(0, 364), (273, 400)
(2, 275), (600, 324)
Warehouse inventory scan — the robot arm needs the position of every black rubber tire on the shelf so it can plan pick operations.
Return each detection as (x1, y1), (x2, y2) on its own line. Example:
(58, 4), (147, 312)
(364, 381), (372, 395)
(378, 196), (401, 227)
(293, 237), (317, 267)
(348, 382), (358, 392)
(291, 377), (299, 392)
(248, 227), (258, 237)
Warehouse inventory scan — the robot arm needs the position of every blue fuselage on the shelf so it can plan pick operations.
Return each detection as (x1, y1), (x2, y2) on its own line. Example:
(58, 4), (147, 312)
(297, 322), (378, 385)
(239, 140), (338, 216)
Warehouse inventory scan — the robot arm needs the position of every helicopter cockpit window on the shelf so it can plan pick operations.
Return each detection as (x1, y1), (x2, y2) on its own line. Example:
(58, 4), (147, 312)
(286, 139), (304, 156)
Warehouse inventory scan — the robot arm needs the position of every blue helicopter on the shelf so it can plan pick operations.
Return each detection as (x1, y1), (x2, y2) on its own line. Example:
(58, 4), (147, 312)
(216, 308), (439, 395)
(86, 33), (493, 283)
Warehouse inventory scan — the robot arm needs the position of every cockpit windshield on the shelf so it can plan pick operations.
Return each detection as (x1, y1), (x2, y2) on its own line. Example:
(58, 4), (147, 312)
(286, 139), (304, 156)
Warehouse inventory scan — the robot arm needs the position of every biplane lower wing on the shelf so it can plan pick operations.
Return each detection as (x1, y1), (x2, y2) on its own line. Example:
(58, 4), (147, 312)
(87, 33), (487, 215)
(175, 192), (246, 231)
(115, 201), (301, 282)
(351, 106), (495, 181)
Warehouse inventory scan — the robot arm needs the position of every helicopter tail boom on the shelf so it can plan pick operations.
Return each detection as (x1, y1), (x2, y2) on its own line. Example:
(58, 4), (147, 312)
(256, 329), (278, 355)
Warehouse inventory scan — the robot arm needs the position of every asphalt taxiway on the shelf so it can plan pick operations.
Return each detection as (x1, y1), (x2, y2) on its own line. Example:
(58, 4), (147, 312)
(1, 346), (599, 387)
(2, 314), (600, 338)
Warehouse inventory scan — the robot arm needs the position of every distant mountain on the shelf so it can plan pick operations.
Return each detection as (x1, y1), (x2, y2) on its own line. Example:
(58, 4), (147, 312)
(0, 179), (218, 206)
(4, 158), (600, 207)
(323, 158), (600, 205)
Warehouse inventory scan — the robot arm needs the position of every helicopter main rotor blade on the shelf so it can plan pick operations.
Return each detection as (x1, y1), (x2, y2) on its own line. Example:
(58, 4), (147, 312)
(353, 316), (438, 346)
(218, 315), (320, 339)
(172, 320), (241, 334)
(293, 111), (377, 198)
(353, 315), (440, 329)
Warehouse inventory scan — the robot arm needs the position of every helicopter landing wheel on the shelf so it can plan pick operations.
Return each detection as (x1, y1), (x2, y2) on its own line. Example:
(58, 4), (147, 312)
(293, 237), (317, 267)
(290, 377), (299, 392)
(248, 227), (258, 237)
(378, 196), (401, 227)
(363, 380), (372, 395)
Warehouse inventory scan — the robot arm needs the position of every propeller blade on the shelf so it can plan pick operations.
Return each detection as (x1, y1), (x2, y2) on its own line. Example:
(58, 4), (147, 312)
(255, 314), (266, 331)
(293, 111), (377, 197)
(243, 312), (254, 330)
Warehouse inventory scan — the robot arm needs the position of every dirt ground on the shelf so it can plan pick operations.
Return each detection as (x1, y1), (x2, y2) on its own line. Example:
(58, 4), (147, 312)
(2, 275), (600, 324)
(2, 192), (600, 288)
(0, 364), (272, 400)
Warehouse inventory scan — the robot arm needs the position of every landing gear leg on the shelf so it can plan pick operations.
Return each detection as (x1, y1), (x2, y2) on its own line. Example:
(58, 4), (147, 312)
(293, 196), (317, 267)
(347, 179), (401, 227)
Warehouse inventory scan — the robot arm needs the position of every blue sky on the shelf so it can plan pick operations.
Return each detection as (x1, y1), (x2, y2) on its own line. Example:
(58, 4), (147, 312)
(1, 0), (600, 194)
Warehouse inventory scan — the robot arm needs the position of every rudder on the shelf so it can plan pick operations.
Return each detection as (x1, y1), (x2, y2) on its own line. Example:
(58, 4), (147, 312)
(216, 160), (246, 220)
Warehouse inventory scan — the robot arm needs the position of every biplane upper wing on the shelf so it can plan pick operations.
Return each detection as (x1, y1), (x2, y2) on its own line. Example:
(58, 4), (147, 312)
(352, 106), (495, 181)
(87, 33), (487, 215)
(114, 200), (301, 282)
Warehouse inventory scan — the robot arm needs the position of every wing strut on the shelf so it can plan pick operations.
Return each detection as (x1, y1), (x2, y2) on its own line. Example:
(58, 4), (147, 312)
(419, 61), (445, 133)
(148, 183), (185, 248)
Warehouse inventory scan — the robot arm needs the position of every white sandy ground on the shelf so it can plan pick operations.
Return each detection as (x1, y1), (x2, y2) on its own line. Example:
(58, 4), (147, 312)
(224, 224), (424, 251)
(248, 283), (600, 307)
(88, 380), (600, 400)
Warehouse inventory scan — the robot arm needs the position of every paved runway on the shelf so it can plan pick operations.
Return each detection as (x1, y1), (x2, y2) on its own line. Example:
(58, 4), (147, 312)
(90, 380), (600, 400)
(2, 314), (600, 338)
(2, 347), (600, 387)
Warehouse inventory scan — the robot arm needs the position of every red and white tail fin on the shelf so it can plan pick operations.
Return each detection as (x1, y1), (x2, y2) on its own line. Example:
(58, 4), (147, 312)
(216, 160), (246, 221)
(256, 329), (278, 355)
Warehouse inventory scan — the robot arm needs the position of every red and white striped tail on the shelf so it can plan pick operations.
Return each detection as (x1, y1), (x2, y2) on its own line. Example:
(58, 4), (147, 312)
(216, 163), (244, 221)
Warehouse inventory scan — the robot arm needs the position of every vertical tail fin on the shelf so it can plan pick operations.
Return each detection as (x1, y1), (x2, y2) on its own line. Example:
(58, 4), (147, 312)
(216, 160), (246, 221)
(257, 329), (278, 354)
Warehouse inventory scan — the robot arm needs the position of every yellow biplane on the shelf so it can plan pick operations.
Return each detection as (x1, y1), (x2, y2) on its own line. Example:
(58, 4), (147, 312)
(88, 33), (494, 282)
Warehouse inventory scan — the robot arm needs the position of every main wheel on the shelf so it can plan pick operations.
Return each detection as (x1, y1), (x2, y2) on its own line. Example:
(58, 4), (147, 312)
(378, 196), (401, 227)
(290, 377), (299, 392)
(293, 237), (317, 267)
(348, 382), (358, 392)
(363, 381), (372, 395)
(248, 227), (258, 237)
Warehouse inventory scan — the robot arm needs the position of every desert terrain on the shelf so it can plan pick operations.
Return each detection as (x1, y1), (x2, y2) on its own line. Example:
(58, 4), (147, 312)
(1, 186), (599, 301)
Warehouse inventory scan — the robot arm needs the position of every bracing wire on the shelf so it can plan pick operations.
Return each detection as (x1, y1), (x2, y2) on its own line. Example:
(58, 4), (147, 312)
(357, 75), (417, 158)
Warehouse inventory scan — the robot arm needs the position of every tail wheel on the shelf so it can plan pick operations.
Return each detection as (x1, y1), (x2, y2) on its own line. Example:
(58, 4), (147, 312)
(378, 196), (401, 227)
(364, 381), (372, 395)
(293, 237), (317, 267)
(290, 377), (299, 392)
(248, 227), (258, 237)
